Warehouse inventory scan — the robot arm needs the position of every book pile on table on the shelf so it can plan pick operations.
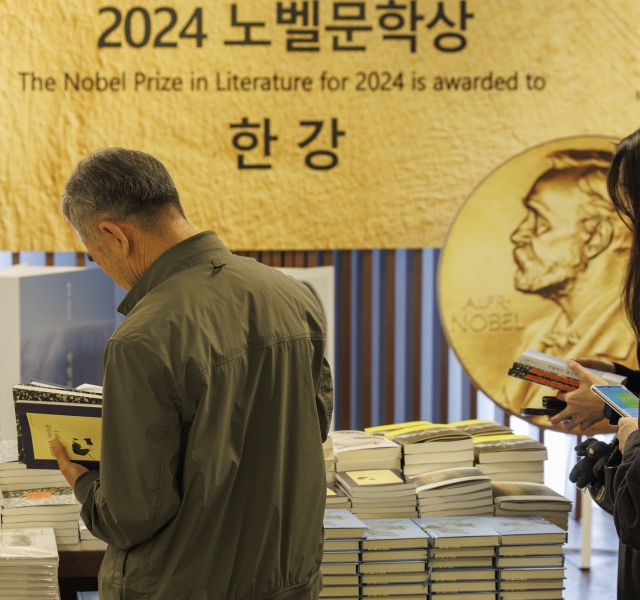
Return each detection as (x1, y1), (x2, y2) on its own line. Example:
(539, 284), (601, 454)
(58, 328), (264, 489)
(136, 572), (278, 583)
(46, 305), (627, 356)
(332, 431), (402, 472)
(336, 469), (417, 520)
(473, 434), (547, 484)
(508, 349), (625, 392)
(372, 422), (475, 478)
(0, 527), (60, 600)
(415, 516), (500, 599)
(321, 509), (367, 599)
(413, 468), (493, 518)
(79, 518), (107, 551)
(327, 483), (351, 510)
(0, 439), (67, 493)
(324, 435), (336, 483)
(492, 483), (572, 531)
(1, 487), (81, 550)
(360, 518), (429, 599)
(490, 516), (566, 600)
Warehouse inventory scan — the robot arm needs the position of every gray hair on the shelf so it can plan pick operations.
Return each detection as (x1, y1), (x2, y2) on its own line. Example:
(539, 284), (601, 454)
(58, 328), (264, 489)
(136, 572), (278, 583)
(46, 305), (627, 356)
(61, 148), (185, 241)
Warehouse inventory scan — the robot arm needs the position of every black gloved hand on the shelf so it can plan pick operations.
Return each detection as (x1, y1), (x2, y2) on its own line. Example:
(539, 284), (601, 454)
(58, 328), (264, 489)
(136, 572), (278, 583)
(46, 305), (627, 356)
(569, 457), (597, 489)
(574, 438), (610, 461)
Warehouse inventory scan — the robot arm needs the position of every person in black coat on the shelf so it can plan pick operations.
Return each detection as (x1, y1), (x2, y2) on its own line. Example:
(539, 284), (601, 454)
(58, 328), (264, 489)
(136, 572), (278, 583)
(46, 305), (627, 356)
(546, 128), (640, 599)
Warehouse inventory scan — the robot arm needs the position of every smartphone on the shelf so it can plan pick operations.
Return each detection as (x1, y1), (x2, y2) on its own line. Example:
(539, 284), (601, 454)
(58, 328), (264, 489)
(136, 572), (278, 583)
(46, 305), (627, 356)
(520, 407), (561, 417)
(591, 385), (639, 418)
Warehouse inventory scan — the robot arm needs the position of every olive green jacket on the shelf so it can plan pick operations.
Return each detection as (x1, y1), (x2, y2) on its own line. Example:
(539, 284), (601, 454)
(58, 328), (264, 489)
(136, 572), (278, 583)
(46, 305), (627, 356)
(74, 231), (333, 600)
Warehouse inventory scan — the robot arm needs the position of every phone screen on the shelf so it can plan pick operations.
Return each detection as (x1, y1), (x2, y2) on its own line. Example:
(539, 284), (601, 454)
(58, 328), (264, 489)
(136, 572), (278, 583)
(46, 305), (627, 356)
(592, 385), (639, 418)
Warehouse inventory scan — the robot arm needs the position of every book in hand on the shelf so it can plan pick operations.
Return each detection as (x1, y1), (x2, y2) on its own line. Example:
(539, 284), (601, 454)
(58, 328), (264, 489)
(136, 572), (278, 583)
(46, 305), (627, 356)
(15, 399), (102, 470)
(13, 383), (102, 469)
(508, 349), (626, 392)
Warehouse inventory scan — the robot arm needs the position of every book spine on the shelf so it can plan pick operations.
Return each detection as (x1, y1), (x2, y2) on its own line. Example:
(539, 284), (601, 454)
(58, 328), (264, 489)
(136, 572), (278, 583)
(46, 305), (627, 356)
(517, 355), (578, 380)
(508, 364), (577, 392)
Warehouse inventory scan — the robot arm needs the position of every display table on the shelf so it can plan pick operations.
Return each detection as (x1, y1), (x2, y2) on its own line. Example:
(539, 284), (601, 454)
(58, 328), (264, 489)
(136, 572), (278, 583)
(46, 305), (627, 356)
(58, 551), (104, 600)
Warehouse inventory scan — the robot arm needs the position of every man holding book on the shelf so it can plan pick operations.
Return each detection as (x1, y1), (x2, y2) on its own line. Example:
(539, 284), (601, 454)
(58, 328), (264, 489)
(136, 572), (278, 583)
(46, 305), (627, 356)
(50, 148), (333, 600)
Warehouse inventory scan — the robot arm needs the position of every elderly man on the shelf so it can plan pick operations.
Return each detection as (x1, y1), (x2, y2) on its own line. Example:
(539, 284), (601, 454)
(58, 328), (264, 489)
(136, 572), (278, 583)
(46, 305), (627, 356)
(51, 148), (333, 600)
(506, 149), (636, 413)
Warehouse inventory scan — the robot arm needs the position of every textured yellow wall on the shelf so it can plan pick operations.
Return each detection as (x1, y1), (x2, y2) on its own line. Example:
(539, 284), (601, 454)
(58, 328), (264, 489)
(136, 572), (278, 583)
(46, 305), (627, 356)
(1, 1), (640, 250)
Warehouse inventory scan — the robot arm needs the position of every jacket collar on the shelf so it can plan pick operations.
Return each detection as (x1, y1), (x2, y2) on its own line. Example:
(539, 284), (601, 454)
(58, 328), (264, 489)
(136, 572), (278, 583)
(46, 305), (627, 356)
(117, 230), (231, 316)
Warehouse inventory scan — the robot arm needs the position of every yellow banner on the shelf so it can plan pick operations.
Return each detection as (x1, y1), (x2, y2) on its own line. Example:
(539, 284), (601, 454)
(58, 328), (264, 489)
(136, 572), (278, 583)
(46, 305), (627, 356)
(2, 1), (640, 250)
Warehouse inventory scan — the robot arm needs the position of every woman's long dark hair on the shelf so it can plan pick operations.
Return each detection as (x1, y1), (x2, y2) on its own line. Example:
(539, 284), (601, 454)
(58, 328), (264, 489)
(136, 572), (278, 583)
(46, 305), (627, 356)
(608, 129), (640, 337)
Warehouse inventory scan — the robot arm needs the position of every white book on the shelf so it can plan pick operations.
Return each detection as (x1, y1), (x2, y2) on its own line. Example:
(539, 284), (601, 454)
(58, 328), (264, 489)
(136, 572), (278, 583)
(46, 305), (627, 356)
(403, 449), (474, 465)
(2, 512), (80, 523)
(489, 472), (545, 484)
(418, 489), (493, 505)
(478, 461), (545, 474)
(332, 431), (402, 462)
(419, 505), (494, 517)
(404, 461), (474, 477)
(350, 498), (417, 509)
(336, 457), (402, 471)
(418, 482), (493, 499)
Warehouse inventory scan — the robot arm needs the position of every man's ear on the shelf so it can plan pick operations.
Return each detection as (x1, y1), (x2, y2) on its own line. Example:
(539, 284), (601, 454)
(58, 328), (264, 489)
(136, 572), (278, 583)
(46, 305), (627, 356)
(98, 221), (132, 257)
(584, 219), (614, 259)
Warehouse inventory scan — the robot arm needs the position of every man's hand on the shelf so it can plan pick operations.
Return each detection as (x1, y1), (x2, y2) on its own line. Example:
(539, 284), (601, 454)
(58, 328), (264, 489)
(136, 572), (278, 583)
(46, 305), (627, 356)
(548, 359), (608, 431)
(618, 417), (639, 453)
(50, 440), (89, 489)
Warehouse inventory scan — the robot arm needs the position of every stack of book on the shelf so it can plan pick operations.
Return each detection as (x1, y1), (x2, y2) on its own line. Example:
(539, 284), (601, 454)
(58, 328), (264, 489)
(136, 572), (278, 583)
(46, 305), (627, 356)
(508, 349), (625, 392)
(79, 518), (107, 551)
(473, 434), (547, 484)
(324, 435), (336, 483)
(360, 518), (429, 598)
(1, 487), (81, 550)
(321, 509), (367, 599)
(492, 483), (573, 531)
(0, 527), (60, 600)
(336, 469), (417, 520)
(0, 439), (68, 493)
(413, 468), (493, 518)
(326, 483), (351, 510)
(332, 431), (402, 472)
(388, 424), (474, 478)
(489, 516), (567, 599)
(415, 516), (500, 598)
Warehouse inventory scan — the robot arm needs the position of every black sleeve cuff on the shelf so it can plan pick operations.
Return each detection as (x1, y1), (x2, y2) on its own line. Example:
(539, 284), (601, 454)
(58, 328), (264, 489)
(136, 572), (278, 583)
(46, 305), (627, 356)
(604, 404), (622, 425)
(614, 363), (640, 394)
(625, 430), (640, 454)
(73, 470), (100, 504)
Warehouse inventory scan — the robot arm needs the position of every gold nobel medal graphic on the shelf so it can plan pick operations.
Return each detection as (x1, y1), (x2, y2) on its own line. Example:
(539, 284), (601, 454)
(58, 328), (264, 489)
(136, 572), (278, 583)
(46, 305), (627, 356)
(439, 136), (638, 430)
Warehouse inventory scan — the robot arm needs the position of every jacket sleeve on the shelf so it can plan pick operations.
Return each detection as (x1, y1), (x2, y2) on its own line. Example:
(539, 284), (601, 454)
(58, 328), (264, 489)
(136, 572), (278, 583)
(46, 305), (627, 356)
(74, 338), (182, 550)
(316, 356), (334, 442)
(614, 363), (640, 394)
(614, 430), (640, 550)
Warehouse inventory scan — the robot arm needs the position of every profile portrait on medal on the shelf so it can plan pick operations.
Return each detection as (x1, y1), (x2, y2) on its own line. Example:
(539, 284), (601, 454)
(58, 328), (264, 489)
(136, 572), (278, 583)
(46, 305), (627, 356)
(506, 148), (635, 410)
(439, 136), (638, 420)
